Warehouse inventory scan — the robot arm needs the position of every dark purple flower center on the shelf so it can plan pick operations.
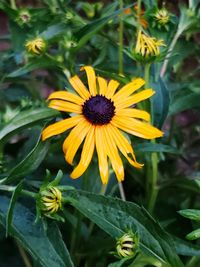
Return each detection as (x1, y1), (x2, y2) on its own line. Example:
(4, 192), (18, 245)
(82, 95), (115, 125)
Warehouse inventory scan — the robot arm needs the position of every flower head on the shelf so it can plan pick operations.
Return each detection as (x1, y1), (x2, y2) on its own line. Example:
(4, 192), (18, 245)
(154, 8), (170, 26)
(116, 232), (139, 258)
(42, 66), (163, 184)
(25, 37), (46, 55)
(16, 9), (31, 26)
(38, 186), (62, 215)
(135, 30), (165, 61)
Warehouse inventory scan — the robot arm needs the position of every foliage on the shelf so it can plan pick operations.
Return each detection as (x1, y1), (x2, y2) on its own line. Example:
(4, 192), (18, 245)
(0, 0), (200, 266)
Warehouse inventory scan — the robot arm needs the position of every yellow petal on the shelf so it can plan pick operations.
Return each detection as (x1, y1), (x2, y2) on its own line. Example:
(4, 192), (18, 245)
(103, 126), (124, 182)
(116, 108), (150, 121)
(105, 80), (120, 99)
(81, 66), (97, 96)
(113, 78), (145, 104)
(98, 77), (107, 96)
(63, 119), (91, 165)
(69, 75), (90, 100)
(48, 99), (82, 114)
(115, 89), (155, 110)
(108, 124), (143, 168)
(42, 115), (83, 140)
(48, 91), (84, 105)
(70, 126), (95, 179)
(112, 116), (164, 139)
(95, 126), (109, 184)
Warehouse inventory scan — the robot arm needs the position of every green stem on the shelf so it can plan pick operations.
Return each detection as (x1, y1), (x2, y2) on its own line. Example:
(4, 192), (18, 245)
(118, 182), (126, 201)
(186, 256), (200, 267)
(160, 31), (180, 77)
(16, 241), (32, 267)
(0, 185), (37, 198)
(118, 0), (124, 75)
(10, 0), (17, 9)
(137, 0), (142, 31)
(143, 64), (159, 213)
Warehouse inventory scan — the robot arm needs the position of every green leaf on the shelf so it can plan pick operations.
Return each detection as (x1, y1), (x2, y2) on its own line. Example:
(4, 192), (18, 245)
(178, 209), (200, 221)
(7, 58), (62, 78)
(169, 93), (200, 115)
(174, 237), (200, 256)
(3, 138), (49, 184)
(108, 258), (131, 267)
(0, 107), (58, 143)
(39, 23), (69, 40)
(65, 190), (184, 267)
(6, 181), (23, 236)
(152, 77), (170, 128)
(0, 196), (74, 267)
(134, 142), (180, 154)
(186, 229), (200, 240)
(74, 6), (132, 49)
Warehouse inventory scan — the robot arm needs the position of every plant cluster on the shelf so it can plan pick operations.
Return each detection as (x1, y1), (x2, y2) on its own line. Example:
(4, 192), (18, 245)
(0, 0), (200, 267)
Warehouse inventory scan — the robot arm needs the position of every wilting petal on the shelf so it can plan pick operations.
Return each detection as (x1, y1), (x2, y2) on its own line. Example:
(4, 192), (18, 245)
(112, 116), (163, 139)
(48, 99), (82, 114)
(95, 126), (109, 184)
(103, 126), (124, 182)
(42, 115), (83, 140)
(116, 108), (150, 121)
(48, 91), (84, 105)
(81, 66), (97, 96)
(63, 119), (91, 165)
(113, 78), (145, 103)
(108, 124), (143, 168)
(70, 126), (95, 178)
(69, 75), (90, 100)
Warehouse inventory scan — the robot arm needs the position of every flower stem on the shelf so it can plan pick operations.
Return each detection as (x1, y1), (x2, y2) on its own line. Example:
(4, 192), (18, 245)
(160, 31), (180, 77)
(118, 182), (126, 201)
(16, 241), (32, 267)
(118, 0), (124, 75)
(0, 185), (37, 198)
(10, 0), (17, 9)
(143, 63), (159, 213)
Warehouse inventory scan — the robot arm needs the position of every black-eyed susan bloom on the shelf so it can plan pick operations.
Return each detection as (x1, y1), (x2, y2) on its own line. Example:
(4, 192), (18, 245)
(42, 66), (163, 184)
(25, 37), (46, 55)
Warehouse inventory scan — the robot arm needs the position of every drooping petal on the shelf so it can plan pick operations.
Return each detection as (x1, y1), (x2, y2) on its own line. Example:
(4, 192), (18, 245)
(42, 115), (83, 140)
(81, 66), (97, 96)
(108, 124), (143, 168)
(63, 119), (91, 165)
(69, 75), (90, 100)
(103, 126), (124, 182)
(70, 126), (95, 179)
(48, 100), (82, 114)
(105, 80), (120, 99)
(98, 77), (107, 96)
(113, 78), (145, 103)
(48, 91), (84, 105)
(95, 126), (109, 184)
(112, 116), (163, 139)
(115, 89), (155, 110)
(116, 108), (150, 121)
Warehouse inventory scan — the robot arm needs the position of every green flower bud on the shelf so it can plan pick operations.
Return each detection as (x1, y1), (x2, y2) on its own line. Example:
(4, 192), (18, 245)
(116, 232), (139, 258)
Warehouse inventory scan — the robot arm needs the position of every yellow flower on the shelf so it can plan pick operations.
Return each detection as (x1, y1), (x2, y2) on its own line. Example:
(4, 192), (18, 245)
(116, 232), (138, 258)
(25, 37), (46, 55)
(39, 186), (62, 214)
(135, 30), (165, 59)
(42, 66), (163, 184)
(154, 9), (170, 25)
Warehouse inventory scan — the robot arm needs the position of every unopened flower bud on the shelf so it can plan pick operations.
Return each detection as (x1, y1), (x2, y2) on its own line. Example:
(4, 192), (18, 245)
(25, 37), (46, 55)
(116, 232), (138, 258)
(39, 186), (62, 215)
